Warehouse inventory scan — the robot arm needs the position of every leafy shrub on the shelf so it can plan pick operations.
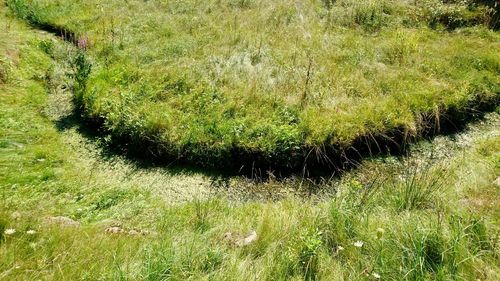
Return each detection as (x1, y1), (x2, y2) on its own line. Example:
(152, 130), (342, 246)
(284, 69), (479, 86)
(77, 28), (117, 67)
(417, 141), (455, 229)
(68, 50), (92, 107)
(352, 0), (391, 31)
(421, 0), (492, 30)
(38, 39), (54, 56)
(321, 0), (336, 10)
(6, 0), (46, 26)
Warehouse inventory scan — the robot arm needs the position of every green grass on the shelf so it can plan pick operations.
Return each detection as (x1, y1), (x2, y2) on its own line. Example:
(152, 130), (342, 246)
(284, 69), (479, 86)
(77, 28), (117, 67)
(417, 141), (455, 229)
(4, 0), (499, 169)
(1, 2), (500, 280)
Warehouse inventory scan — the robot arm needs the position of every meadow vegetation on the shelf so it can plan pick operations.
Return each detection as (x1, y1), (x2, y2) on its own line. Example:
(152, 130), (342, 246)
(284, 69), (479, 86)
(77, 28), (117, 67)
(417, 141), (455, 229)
(5, 0), (500, 170)
(1, 1), (499, 280)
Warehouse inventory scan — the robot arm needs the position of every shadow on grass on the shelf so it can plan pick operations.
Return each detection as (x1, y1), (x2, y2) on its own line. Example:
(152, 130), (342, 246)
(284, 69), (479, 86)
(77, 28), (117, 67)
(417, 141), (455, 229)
(52, 107), (246, 199)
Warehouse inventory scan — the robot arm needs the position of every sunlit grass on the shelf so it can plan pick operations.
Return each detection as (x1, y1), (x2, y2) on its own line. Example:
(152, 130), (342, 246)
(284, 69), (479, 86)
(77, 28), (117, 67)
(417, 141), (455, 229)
(1, 2), (499, 280)
(5, 0), (499, 168)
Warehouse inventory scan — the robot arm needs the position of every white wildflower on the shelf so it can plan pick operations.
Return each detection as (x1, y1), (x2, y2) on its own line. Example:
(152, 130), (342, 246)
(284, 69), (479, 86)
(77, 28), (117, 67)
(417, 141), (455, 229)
(372, 272), (381, 279)
(4, 229), (16, 235)
(337, 245), (344, 251)
(353, 240), (364, 248)
(26, 230), (36, 235)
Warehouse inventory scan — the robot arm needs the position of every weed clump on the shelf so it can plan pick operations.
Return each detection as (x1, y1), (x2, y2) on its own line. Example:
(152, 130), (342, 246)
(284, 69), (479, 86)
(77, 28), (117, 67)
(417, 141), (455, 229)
(419, 0), (494, 30)
(352, 0), (392, 31)
(391, 161), (447, 211)
(68, 50), (92, 109)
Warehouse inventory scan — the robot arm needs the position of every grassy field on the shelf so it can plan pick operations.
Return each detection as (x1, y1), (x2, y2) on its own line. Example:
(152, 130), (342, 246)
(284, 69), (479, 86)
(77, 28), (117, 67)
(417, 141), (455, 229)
(1, 3), (500, 279)
(4, 0), (499, 170)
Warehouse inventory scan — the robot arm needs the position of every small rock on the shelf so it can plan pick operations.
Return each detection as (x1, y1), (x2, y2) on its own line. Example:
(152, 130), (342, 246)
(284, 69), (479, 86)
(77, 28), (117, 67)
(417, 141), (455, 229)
(128, 229), (139, 235)
(105, 226), (124, 234)
(11, 142), (24, 149)
(236, 230), (258, 247)
(223, 232), (233, 241)
(127, 229), (150, 236)
(47, 216), (80, 227)
(11, 211), (21, 220)
(494, 177), (500, 186)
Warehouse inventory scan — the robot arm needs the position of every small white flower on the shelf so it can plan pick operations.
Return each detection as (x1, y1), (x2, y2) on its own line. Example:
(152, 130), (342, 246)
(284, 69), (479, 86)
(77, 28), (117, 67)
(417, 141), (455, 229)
(337, 245), (344, 251)
(372, 272), (381, 279)
(353, 240), (364, 248)
(4, 229), (16, 235)
(26, 230), (36, 235)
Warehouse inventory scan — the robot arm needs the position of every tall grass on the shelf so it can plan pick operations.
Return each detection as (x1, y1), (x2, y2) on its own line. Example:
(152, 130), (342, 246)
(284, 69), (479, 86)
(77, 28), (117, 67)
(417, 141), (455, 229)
(1, 3), (499, 280)
(68, 49), (92, 107)
(392, 160), (447, 211)
(5, 0), (499, 170)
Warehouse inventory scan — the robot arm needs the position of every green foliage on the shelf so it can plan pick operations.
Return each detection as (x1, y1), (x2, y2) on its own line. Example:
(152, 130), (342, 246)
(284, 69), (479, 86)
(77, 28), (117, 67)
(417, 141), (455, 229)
(229, 0), (254, 9)
(6, 0), (43, 25)
(321, 0), (336, 10)
(298, 229), (323, 281)
(92, 189), (128, 211)
(37, 39), (54, 56)
(420, 0), (492, 30)
(141, 243), (175, 280)
(352, 0), (391, 31)
(68, 50), (92, 106)
(383, 31), (419, 64)
(399, 226), (446, 278)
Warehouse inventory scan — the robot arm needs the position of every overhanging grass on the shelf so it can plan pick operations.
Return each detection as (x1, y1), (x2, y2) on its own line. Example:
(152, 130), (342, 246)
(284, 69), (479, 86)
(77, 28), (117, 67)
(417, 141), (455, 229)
(6, 0), (500, 171)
